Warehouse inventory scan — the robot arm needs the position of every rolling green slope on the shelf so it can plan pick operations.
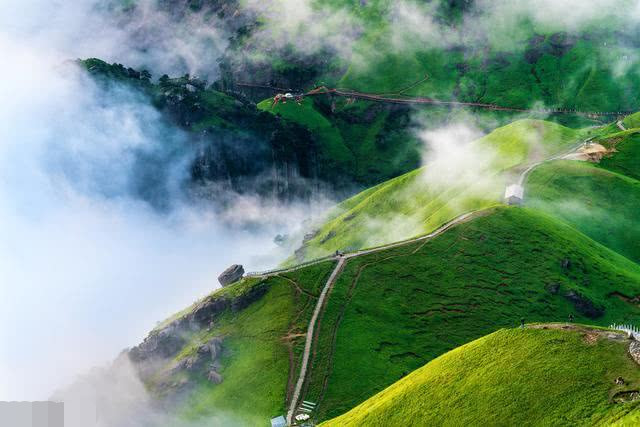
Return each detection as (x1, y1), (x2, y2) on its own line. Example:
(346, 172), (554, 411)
(301, 207), (640, 421)
(257, 96), (425, 187)
(598, 129), (640, 181)
(134, 262), (334, 425)
(526, 160), (640, 263)
(329, 1), (640, 113)
(256, 97), (356, 179)
(295, 119), (582, 261)
(322, 327), (640, 426)
(134, 207), (640, 425)
(242, 1), (640, 114)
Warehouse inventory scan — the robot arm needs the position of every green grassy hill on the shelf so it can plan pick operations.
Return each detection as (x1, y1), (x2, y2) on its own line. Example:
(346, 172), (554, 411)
(242, 1), (640, 112)
(321, 326), (640, 427)
(597, 128), (640, 182)
(526, 160), (640, 263)
(129, 261), (334, 425)
(525, 115), (640, 263)
(131, 206), (640, 425)
(353, 2), (640, 113)
(299, 207), (640, 421)
(294, 119), (582, 261)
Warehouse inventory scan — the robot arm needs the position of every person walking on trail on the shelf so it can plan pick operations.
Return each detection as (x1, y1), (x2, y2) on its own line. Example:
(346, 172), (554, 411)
(520, 318), (525, 329)
(568, 314), (574, 323)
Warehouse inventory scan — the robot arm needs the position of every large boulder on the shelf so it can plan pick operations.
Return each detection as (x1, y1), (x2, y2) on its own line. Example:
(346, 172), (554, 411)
(218, 264), (244, 286)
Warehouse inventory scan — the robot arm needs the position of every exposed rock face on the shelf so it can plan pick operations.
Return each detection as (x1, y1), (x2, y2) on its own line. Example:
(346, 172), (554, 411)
(563, 290), (605, 319)
(218, 264), (244, 286)
(127, 283), (270, 401)
(172, 337), (224, 378)
(129, 283), (267, 371)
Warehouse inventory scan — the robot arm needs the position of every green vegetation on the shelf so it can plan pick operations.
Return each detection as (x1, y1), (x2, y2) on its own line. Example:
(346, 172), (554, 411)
(258, 95), (424, 187)
(142, 262), (335, 426)
(99, 4), (640, 424)
(140, 202), (640, 425)
(257, 97), (355, 178)
(295, 119), (582, 261)
(178, 277), (293, 425)
(622, 112), (640, 129)
(598, 130), (640, 181)
(526, 160), (640, 263)
(322, 327), (640, 426)
(330, 2), (640, 113)
(301, 207), (640, 421)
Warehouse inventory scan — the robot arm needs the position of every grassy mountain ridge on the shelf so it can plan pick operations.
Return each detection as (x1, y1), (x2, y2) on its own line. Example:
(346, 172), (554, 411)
(81, 4), (640, 424)
(321, 326), (640, 426)
(132, 205), (640, 425)
(128, 262), (335, 425)
(526, 160), (640, 263)
(293, 118), (583, 261)
(299, 206), (640, 421)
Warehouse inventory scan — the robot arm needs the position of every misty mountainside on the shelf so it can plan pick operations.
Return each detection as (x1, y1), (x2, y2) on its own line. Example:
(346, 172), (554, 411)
(123, 205), (640, 425)
(295, 113), (640, 262)
(81, 58), (332, 203)
(293, 118), (585, 261)
(24, 0), (640, 426)
(80, 0), (640, 205)
(322, 326), (640, 426)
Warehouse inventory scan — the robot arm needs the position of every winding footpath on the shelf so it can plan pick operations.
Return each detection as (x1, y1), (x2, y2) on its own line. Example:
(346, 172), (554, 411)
(517, 141), (587, 188)
(284, 211), (480, 424)
(276, 139), (588, 424)
(238, 81), (632, 117)
(286, 257), (345, 424)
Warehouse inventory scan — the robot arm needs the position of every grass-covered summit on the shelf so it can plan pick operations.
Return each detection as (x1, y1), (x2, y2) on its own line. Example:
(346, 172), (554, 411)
(299, 206), (640, 421)
(294, 118), (583, 261)
(525, 116), (640, 263)
(322, 326), (640, 426)
(125, 203), (640, 425)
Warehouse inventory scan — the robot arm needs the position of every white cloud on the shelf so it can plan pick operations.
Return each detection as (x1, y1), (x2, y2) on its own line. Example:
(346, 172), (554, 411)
(0, 7), (328, 402)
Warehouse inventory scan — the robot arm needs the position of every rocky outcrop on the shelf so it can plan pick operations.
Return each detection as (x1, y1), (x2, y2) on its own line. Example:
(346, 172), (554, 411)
(129, 282), (267, 372)
(173, 337), (224, 380)
(127, 283), (268, 402)
(218, 264), (245, 286)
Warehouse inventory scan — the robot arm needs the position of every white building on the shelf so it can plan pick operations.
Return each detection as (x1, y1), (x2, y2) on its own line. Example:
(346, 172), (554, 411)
(504, 184), (524, 205)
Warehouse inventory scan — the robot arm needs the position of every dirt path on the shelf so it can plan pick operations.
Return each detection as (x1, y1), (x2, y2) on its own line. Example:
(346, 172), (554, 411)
(285, 211), (482, 424)
(282, 279), (316, 404)
(263, 139), (592, 423)
(238, 82), (632, 117)
(517, 142), (586, 187)
(286, 258), (346, 425)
